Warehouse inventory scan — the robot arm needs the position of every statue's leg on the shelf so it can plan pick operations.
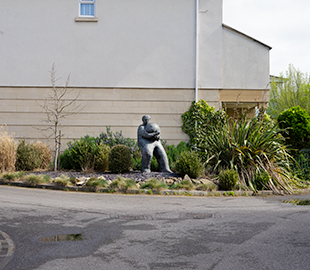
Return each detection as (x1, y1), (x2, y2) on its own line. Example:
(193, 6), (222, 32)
(153, 143), (172, 173)
(141, 143), (154, 173)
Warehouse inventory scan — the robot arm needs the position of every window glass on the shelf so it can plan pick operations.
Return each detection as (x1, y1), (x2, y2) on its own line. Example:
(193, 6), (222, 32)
(79, 0), (95, 17)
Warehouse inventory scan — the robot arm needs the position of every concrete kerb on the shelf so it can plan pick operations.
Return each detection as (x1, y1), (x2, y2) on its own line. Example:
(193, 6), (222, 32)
(0, 180), (278, 197)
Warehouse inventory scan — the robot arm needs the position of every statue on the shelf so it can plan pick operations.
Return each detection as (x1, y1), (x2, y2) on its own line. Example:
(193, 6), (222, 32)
(137, 115), (172, 173)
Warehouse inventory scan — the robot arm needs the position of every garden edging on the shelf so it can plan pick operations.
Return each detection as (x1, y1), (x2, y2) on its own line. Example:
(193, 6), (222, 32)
(0, 180), (284, 197)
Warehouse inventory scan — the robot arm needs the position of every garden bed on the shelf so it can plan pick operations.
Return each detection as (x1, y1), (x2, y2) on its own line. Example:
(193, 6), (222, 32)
(0, 170), (283, 197)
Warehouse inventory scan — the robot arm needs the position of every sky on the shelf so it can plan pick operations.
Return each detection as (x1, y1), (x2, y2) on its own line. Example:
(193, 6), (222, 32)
(223, 0), (310, 76)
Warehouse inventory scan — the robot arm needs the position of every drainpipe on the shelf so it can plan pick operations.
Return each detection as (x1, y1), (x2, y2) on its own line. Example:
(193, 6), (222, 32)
(195, 0), (199, 103)
(194, 0), (199, 150)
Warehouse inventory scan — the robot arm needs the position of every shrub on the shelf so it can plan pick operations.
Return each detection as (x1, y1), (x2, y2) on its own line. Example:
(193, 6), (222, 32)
(140, 178), (168, 191)
(16, 139), (41, 171)
(175, 150), (204, 179)
(97, 127), (139, 157)
(59, 137), (110, 172)
(151, 157), (159, 172)
(165, 141), (191, 170)
(253, 171), (270, 190)
(277, 106), (310, 150)
(59, 148), (79, 170)
(0, 129), (17, 173)
(32, 141), (52, 169)
(66, 136), (98, 171)
(94, 144), (110, 171)
(181, 100), (227, 149)
(132, 155), (167, 172)
(108, 145), (132, 173)
(132, 156), (142, 171)
(219, 169), (238, 191)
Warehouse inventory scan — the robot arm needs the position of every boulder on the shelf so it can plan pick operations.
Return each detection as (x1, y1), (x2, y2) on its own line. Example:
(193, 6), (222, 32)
(183, 174), (191, 181)
(164, 178), (176, 186)
(76, 177), (89, 186)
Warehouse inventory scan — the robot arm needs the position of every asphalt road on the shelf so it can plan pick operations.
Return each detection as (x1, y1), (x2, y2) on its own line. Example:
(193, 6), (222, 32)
(0, 186), (309, 270)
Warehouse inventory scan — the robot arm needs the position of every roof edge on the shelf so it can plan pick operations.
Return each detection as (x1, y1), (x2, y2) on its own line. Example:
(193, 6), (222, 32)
(222, 24), (272, 50)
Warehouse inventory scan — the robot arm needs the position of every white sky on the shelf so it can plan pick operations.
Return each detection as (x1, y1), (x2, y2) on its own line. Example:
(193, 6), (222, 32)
(223, 0), (310, 76)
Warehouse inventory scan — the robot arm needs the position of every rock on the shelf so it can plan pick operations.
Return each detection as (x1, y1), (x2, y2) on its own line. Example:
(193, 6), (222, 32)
(97, 176), (106, 180)
(191, 179), (201, 185)
(106, 180), (112, 185)
(174, 177), (182, 184)
(200, 179), (219, 190)
(164, 178), (175, 186)
(183, 174), (191, 181)
(76, 177), (89, 186)
(200, 179), (215, 185)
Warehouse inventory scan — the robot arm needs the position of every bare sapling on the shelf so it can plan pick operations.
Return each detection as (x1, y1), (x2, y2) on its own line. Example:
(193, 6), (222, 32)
(37, 63), (83, 171)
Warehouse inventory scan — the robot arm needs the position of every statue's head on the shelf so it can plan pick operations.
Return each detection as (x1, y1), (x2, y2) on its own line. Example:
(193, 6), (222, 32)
(142, 115), (151, 125)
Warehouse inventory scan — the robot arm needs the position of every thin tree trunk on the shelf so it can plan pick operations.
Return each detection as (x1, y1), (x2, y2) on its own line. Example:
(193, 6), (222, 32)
(58, 130), (61, 170)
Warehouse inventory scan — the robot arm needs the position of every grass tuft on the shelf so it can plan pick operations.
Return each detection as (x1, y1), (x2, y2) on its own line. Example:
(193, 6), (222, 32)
(140, 178), (168, 191)
(0, 127), (17, 173)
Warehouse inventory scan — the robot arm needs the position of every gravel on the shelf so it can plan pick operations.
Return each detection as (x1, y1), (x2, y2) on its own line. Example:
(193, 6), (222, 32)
(29, 170), (181, 182)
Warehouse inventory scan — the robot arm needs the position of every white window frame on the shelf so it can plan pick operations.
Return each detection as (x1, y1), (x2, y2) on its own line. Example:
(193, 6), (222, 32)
(79, 0), (96, 18)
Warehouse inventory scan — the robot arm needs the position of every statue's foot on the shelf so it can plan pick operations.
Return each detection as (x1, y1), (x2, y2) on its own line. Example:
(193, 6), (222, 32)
(142, 169), (151, 173)
(161, 169), (173, 173)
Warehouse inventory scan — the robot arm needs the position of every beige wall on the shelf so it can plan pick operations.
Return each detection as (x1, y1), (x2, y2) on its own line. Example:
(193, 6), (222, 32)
(0, 86), (269, 150)
(1, 87), (219, 149)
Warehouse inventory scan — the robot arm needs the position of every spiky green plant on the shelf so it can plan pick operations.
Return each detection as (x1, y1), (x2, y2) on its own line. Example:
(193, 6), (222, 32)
(203, 115), (298, 194)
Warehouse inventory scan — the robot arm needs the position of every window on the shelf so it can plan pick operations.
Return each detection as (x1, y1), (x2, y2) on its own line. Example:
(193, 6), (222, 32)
(79, 0), (95, 17)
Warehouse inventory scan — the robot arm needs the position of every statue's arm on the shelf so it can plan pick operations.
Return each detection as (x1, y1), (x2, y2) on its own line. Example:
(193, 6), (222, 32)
(138, 126), (158, 139)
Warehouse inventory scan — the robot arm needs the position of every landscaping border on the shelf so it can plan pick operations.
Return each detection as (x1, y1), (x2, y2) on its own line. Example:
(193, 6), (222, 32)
(0, 180), (283, 197)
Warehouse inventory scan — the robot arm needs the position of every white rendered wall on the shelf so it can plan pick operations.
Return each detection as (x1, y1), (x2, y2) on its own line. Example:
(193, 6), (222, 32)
(0, 0), (223, 89)
(222, 26), (270, 90)
(0, 0), (224, 89)
(198, 0), (223, 89)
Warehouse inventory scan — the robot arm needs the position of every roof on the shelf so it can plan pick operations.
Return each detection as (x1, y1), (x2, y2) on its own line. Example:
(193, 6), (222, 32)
(222, 24), (272, 50)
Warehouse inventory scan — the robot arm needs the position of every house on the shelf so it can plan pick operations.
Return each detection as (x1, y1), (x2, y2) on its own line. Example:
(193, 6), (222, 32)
(0, 0), (271, 147)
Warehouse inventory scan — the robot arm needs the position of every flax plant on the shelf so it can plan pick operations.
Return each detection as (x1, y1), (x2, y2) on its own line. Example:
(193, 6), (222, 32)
(203, 115), (298, 194)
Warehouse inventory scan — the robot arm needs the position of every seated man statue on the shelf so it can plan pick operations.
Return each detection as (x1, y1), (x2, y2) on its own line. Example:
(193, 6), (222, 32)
(137, 115), (172, 173)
